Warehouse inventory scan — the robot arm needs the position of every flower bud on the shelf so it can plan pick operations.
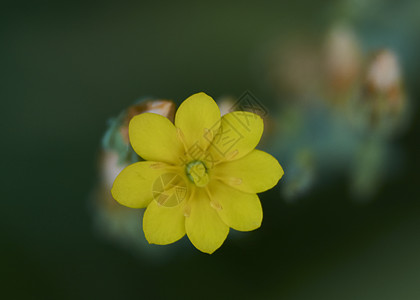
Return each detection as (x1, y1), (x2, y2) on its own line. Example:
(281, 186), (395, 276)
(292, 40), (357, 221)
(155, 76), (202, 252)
(324, 25), (361, 101)
(364, 50), (406, 129)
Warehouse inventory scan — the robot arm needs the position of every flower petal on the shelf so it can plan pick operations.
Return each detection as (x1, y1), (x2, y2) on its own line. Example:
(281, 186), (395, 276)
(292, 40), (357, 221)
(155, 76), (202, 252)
(129, 113), (184, 164)
(185, 188), (229, 254)
(175, 92), (221, 155)
(111, 161), (166, 208)
(209, 181), (262, 232)
(143, 200), (186, 245)
(208, 111), (264, 163)
(213, 150), (284, 193)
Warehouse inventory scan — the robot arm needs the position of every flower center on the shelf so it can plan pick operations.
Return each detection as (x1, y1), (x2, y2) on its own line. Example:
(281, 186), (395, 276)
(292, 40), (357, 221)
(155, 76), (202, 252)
(185, 160), (209, 187)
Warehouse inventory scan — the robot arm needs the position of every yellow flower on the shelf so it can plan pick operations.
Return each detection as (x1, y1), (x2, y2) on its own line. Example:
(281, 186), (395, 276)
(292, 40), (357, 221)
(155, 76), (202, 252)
(111, 92), (284, 254)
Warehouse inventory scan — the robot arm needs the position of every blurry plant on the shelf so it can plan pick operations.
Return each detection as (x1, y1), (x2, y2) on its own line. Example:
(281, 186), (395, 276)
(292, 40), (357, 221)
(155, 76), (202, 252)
(267, 23), (409, 201)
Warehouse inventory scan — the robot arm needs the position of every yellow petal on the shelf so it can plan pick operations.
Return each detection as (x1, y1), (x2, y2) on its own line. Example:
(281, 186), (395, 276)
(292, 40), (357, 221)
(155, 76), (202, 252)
(143, 200), (186, 245)
(208, 111), (263, 163)
(111, 161), (167, 208)
(129, 113), (184, 164)
(175, 93), (221, 157)
(213, 150), (284, 193)
(209, 181), (262, 231)
(185, 188), (229, 254)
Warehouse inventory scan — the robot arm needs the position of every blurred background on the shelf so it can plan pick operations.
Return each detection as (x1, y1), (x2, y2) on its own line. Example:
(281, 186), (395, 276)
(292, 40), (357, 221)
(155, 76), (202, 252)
(1, 1), (420, 299)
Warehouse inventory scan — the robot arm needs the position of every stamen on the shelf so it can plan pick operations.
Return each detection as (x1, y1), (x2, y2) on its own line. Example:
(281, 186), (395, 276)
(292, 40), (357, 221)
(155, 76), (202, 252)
(183, 205), (191, 217)
(228, 177), (243, 185)
(149, 163), (181, 171)
(226, 149), (239, 160)
(213, 175), (242, 186)
(176, 128), (189, 154)
(205, 187), (223, 211)
(183, 188), (196, 217)
(150, 162), (166, 169)
(204, 127), (213, 141)
(203, 128), (215, 152)
(210, 200), (223, 211)
(212, 149), (240, 167)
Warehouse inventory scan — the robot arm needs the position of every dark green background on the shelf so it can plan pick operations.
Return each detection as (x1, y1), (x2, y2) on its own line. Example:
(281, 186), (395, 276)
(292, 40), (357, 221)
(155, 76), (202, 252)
(2, 1), (420, 299)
